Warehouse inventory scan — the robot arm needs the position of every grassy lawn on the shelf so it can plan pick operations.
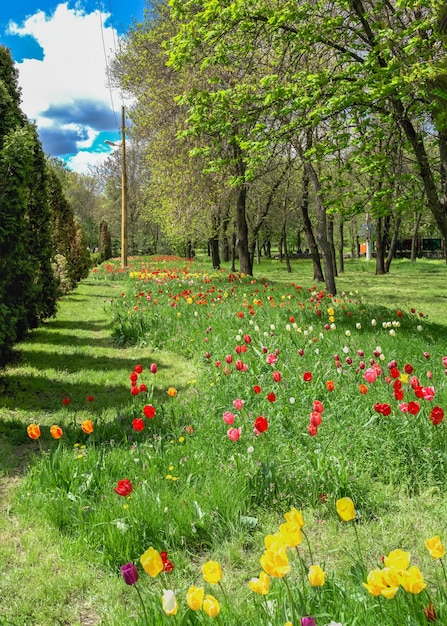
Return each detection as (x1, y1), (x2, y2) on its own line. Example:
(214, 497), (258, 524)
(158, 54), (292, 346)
(0, 256), (446, 625)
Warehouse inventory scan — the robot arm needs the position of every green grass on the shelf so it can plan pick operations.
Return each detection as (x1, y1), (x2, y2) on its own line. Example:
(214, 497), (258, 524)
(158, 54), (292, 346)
(1, 256), (447, 625)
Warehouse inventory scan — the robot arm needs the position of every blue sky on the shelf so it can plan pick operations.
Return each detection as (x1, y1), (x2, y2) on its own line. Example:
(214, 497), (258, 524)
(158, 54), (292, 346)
(0, 1), (147, 172)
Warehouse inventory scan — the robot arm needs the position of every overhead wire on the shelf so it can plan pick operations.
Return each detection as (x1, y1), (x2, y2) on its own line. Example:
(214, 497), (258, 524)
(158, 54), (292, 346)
(97, 0), (121, 133)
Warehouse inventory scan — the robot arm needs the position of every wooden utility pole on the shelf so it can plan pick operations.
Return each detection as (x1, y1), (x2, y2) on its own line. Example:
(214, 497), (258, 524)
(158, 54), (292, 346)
(121, 105), (128, 268)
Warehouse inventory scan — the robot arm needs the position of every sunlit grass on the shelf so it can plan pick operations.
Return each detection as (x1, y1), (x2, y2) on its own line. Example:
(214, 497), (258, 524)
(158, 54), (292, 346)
(1, 256), (447, 624)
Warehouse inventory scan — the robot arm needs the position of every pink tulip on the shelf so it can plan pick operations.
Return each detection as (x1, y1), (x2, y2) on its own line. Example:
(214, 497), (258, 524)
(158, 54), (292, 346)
(442, 356), (447, 368)
(421, 386), (435, 401)
(233, 399), (245, 411)
(363, 368), (377, 383)
(227, 427), (242, 441)
(222, 411), (235, 425)
(266, 353), (277, 364)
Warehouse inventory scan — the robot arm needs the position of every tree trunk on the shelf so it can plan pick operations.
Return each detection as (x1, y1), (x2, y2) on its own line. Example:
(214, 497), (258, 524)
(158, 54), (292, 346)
(294, 139), (336, 294)
(328, 216), (338, 277)
(231, 230), (236, 272)
(385, 217), (401, 273)
(282, 217), (291, 272)
(264, 237), (271, 258)
(210, 236), (220, 269)
(338, 220), (345, 273)
(393, 100), (447, 263)
(375, 217), (386, 275)
(300, 167), (324, 282)
(411, 212), (422, 262)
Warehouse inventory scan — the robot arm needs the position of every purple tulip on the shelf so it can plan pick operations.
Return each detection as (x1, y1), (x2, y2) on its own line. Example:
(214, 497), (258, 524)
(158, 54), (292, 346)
(121, 562), (139, 585)
(301, 618), (317, 626)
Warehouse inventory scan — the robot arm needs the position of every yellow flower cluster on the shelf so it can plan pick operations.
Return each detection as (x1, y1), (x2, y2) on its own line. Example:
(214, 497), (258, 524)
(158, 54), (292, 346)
(140, 548), (222, 618)
(249, 507), (325, 593)
(363, 549), (426, 598)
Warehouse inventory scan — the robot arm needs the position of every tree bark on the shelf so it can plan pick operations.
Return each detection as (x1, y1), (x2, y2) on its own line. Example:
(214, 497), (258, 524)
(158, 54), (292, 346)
(294, 139), (336, 294)
(300, 167), (324, 282)
(328, 216), (338, 277)
(385, 217), (401, 273)
(210, 236), (220, 269)
(411, 212), (422, 262)
(375, 217), (386, 275)
(233, 143), (252, 275)
(338, 220), (345, 273)
(392, 100), (447, 263)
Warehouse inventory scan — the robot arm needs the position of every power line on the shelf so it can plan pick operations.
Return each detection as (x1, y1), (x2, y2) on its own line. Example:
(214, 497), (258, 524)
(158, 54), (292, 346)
(97, 0), (120, 133)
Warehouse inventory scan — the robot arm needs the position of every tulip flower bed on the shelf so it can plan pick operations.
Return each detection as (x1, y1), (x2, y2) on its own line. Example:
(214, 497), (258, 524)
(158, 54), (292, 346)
(19, 256), (447, 625)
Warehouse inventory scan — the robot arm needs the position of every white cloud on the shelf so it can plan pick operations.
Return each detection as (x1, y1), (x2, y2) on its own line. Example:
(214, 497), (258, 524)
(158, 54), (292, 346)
(66, 148), (111, 174)
(9, 3), (123, 156)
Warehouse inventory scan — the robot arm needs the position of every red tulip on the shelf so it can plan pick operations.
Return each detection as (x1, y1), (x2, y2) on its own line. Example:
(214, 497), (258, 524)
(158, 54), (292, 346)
(114, 479), (133, 496)
(132, 418), (145, 432)
(254, 416), (269, 433)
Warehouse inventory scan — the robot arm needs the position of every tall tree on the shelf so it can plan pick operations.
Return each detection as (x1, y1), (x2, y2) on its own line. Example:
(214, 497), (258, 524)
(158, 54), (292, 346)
(0, 46), (58, 364)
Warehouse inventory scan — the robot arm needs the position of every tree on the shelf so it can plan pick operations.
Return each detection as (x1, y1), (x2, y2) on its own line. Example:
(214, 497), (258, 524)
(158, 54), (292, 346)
(0, 46), (58, 364)
(46, 164), (90, 293)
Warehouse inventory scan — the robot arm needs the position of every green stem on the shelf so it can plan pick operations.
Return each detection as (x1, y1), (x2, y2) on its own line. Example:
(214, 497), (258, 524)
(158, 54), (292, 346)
(134, 584), (149, 626)
(440, 557), (447, 592)
(353, 523), (366, 574)
(218, 581), (229, 607)
(302, 529), (314, 564)
(283, 576), (297, 625)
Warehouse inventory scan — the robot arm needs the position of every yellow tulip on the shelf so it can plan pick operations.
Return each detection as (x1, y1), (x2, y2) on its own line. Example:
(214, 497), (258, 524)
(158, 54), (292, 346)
(279, 521), (303, 548)
(383, 549), (410, 571)
(308, 564), (326, 587)
(140, 547), (163, 577)
(380, 567), (400, 599)
(264, 532), (287, 551)
(202, 560), (222, 584)
(203, 594), (220, 617)
(363, 568), (387, 597)
(284, 506), (305, 529)
(187, 585), (204, 611)
(399, 565), (426, 594)
(425, 535), (445, 560)
(248, 571), (270, 595)
(162, 589), (178, 616)
(260, 545), (291, 578)
(336, 497), (355, 521)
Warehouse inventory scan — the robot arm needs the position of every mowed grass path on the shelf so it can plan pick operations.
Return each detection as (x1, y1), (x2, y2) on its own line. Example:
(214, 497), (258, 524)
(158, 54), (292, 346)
(0, 277), (193, 626)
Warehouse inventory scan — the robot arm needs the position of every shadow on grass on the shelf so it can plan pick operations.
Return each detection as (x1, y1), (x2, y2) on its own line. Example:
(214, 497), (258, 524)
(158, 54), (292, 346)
(40, 319), (112, 331)
(0, 352), (182, 411)
(24, 332), (114, 349)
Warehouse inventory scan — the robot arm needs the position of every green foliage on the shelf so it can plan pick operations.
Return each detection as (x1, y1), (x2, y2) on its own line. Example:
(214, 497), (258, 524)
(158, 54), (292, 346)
(47, 165), (91, 293)
(7, 256), (447, 624)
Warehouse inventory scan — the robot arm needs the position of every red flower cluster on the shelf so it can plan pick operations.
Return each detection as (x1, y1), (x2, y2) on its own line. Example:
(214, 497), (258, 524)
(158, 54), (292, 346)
(374, 403), (392, 416)
(308, 400), (324, 436)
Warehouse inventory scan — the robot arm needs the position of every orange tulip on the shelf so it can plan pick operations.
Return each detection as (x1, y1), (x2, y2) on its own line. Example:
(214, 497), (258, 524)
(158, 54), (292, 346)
(50, 425), (63, 439)
(27, 424), (41, 440)
(81, 420), (94, 434)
